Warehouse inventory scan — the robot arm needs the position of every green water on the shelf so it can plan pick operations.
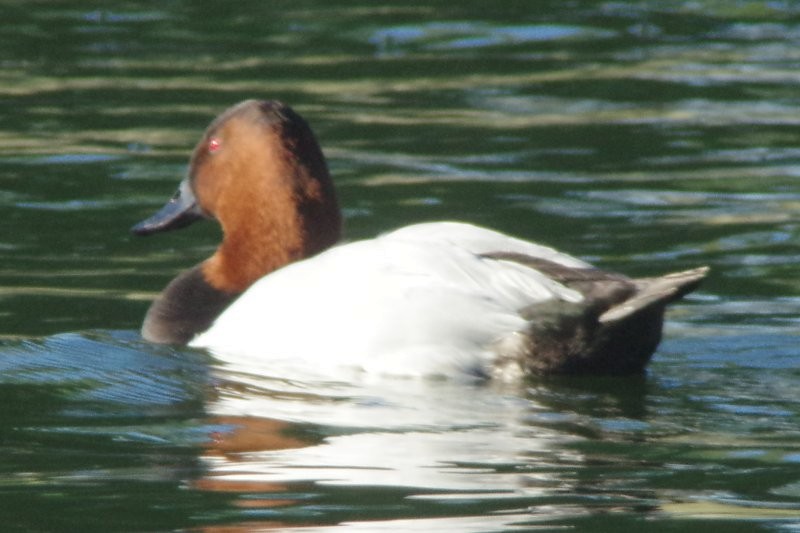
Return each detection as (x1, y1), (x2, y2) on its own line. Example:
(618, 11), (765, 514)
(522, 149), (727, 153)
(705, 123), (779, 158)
(1, 1), (800, 531)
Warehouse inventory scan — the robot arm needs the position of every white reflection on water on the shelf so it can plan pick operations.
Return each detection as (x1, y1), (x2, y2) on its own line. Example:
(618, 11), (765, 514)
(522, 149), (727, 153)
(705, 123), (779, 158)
(205, 362), (580, 492)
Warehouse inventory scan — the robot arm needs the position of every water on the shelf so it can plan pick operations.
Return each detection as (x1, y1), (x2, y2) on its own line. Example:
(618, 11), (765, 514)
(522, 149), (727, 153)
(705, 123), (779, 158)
(2, 0), (800, 530)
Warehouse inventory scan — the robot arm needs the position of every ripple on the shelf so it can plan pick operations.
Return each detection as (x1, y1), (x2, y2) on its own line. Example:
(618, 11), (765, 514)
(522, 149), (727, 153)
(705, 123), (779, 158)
(368, 21), (617, 54)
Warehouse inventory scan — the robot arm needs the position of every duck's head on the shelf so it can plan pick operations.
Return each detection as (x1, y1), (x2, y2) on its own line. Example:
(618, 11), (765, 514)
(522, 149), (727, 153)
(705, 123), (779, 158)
(133, 100), (342, 294)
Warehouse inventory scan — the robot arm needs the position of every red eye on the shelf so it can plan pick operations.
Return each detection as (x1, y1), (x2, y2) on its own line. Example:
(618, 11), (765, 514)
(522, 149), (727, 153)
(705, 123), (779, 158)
(208, 138), (221, 153)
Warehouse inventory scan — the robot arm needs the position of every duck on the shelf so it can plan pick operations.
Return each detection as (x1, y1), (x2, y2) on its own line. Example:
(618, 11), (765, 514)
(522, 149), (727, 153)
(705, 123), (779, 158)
(132, 99), (708, 379)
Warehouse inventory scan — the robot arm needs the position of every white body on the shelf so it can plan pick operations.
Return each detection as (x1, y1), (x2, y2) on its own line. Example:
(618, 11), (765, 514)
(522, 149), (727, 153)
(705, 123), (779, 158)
(191, 222), (590, 378)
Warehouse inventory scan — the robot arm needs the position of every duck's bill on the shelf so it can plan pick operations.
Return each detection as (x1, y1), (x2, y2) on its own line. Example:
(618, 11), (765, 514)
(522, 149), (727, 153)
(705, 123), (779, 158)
(132, 179), (205, 236)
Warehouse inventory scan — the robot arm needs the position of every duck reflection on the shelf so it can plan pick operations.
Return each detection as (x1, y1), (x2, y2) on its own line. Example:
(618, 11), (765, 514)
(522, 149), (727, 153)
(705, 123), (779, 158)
(0, 332), (672, 531)
(190, 359), (666, 532)
(195, 363), (573, 498)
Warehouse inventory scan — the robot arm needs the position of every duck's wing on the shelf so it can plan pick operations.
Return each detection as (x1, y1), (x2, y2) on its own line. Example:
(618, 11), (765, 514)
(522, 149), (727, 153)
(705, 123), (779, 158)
(600, 266), (709, 323)
(483, 251), (708, 321)
(382, 222), (593, 268)
(479, 252), (709, 376)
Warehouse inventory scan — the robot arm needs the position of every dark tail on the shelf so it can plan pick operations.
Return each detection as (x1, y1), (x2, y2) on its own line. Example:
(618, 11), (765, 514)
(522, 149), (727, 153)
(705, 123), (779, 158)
(599, 266), (709, 323)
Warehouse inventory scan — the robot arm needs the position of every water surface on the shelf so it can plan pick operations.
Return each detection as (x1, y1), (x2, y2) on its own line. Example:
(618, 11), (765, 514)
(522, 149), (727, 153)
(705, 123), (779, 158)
(1, 1), (800, 531)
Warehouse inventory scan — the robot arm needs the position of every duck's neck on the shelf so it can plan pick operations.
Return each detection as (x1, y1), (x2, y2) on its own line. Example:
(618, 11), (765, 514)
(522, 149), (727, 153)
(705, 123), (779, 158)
(201, 162), (342, 295)
(202, 223), (306, 295)
(141, 194), (340, 345)
(141, 265), (236, 344)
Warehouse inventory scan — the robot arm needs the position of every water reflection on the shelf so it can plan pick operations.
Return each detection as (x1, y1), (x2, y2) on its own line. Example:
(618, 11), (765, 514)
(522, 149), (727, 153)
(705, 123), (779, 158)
(1, 325), (799, 528)
(0, 332), (655, 527)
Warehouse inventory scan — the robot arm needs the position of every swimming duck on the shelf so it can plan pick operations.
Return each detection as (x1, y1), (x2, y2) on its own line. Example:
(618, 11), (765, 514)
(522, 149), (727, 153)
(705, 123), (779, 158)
(133, 99), (708, 379)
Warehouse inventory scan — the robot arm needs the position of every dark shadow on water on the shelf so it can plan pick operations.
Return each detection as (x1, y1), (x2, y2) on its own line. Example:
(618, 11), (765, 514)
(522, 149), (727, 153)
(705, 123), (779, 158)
(526, 372), (651, 421)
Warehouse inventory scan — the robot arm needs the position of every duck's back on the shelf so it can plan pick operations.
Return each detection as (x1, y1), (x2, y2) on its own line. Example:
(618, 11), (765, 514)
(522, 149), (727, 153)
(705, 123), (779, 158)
(190, 222), (591, 378)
